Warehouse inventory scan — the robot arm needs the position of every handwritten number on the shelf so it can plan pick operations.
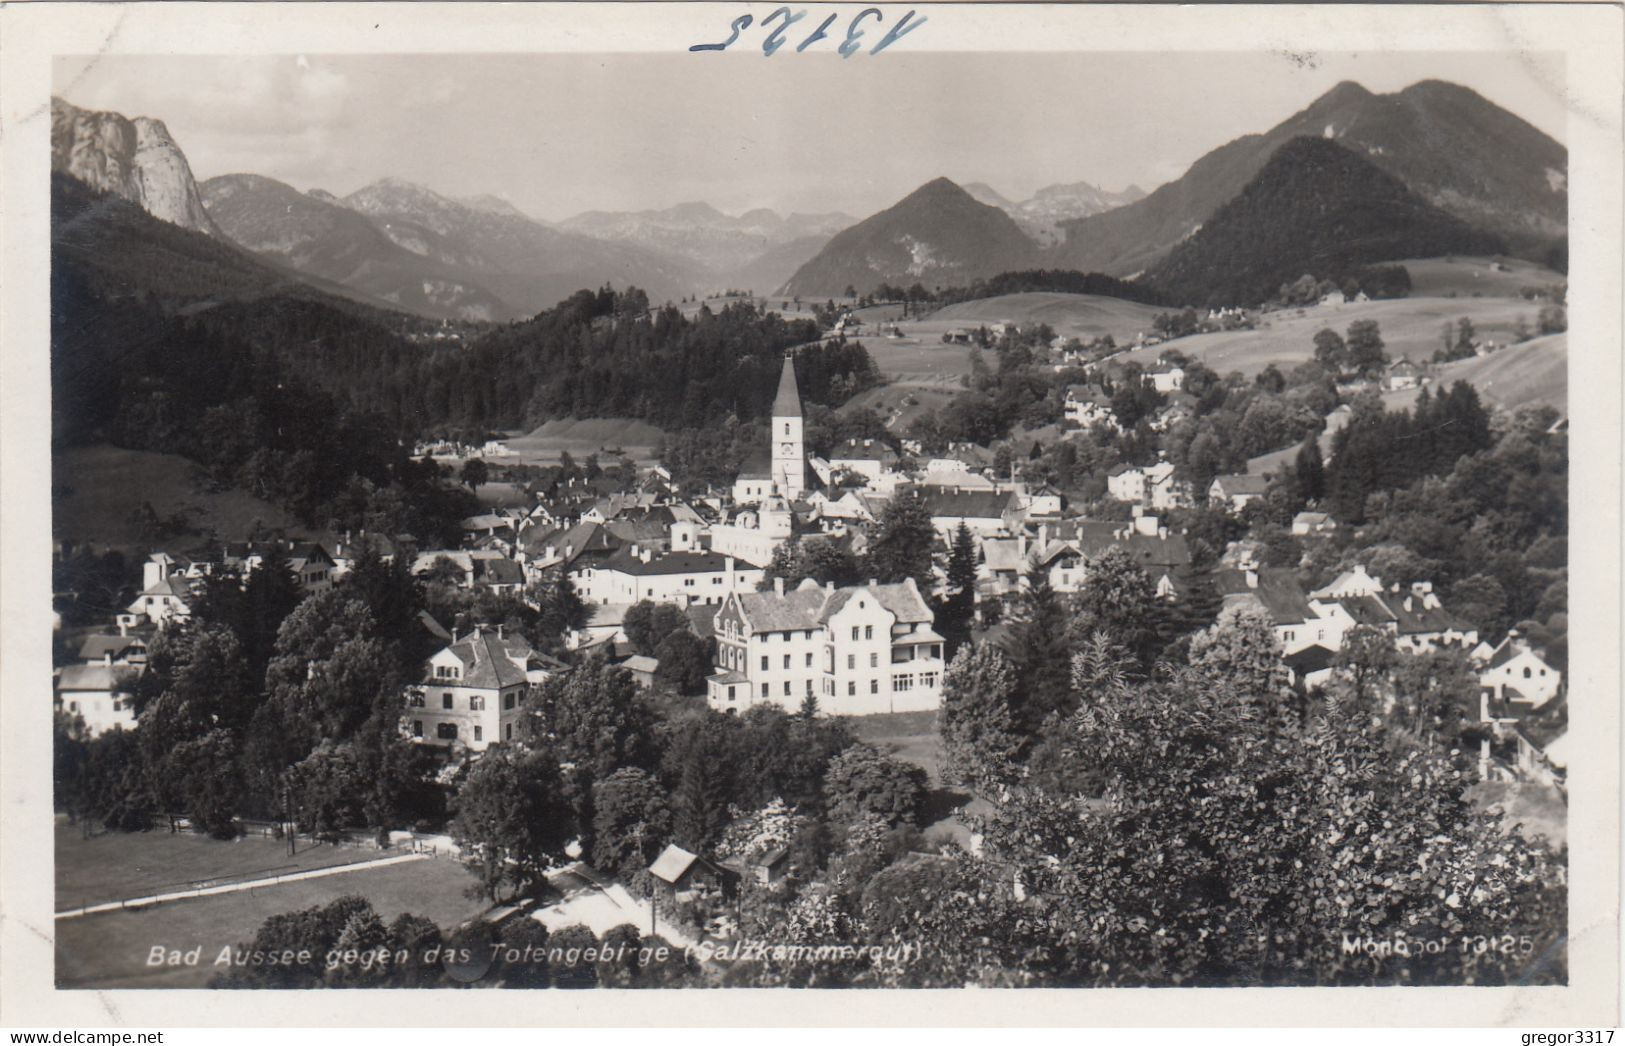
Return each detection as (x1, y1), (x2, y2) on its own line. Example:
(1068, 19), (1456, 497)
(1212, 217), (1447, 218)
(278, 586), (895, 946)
(690, 13), (752, 52)
(762, 7), (805, 56)
(797, 12), (837, 52)
(870, 9), (924, 54)
(839, 8), (882, 57)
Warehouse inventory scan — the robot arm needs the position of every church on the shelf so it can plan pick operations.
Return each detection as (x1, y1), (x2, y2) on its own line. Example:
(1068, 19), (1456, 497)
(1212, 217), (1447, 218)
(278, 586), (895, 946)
(732, 355), (808, 503)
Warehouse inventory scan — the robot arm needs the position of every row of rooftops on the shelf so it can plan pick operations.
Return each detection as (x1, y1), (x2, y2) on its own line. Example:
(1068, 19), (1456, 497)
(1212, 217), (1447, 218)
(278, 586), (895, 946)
(721, 576), (934, 635)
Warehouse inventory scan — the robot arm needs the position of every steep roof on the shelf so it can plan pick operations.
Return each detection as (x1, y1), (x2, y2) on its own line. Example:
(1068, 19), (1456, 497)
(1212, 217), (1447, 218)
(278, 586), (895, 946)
(77, 634), (146, 662)
(919, 489), (1016, 519)
(772, 356), (803, 419)
(430, 627), (535, 689)
(58, 663), (123, 693)
(603, 549), (740, 577)
(1212, 474), (1270, 495)
(819, 579), (933, 626)
(649, 843), (700, 884)
(732, 579), (932, 632)
(1216, 567), (1314, 626)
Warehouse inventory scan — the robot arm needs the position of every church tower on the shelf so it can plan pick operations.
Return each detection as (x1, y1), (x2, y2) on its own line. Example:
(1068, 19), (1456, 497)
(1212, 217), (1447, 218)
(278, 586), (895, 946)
(770, 355), (807, 498)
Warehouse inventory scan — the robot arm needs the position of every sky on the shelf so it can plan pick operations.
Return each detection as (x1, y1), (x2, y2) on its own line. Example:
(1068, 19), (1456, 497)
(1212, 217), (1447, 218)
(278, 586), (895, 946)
(55, 50), (1567, 222)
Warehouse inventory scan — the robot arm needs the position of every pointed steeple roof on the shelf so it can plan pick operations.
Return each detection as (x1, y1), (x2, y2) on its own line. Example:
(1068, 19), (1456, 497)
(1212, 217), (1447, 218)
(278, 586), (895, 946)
(772, 355), (802, 419)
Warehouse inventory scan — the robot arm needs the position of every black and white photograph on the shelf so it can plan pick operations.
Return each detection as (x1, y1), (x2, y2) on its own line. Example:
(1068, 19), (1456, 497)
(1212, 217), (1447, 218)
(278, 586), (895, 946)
(1, 1), (1620, 1029)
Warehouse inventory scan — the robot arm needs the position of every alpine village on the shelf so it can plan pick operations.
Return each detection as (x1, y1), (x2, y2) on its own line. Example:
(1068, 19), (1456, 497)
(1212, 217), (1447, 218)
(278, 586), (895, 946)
(50, 78), (1570, 990)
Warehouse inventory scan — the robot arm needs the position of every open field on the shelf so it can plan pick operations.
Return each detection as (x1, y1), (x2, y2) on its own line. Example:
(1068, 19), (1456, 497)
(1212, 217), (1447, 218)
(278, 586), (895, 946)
(1380, 333), (1567, 414)
(55, 824), (484, 989)
(53, 444), (299, 550)
(848, 710), (944, 783)
(838, 383), (962, 434)
(56, 823), (387, 911)
(861, 338), (975, 379)
(504, 416), (668, 465)
(1388, 256), (1565, 299)
(923, 292), (1166, 343)
(1121, 294), (1547, 377)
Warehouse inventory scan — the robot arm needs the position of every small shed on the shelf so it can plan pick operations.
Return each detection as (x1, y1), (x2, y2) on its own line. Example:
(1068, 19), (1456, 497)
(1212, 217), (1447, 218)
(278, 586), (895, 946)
(648, 844), (737, 902)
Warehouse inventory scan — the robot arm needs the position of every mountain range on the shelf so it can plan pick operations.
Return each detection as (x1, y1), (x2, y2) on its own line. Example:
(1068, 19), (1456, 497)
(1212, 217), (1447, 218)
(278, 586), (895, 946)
(780, 178), (1041, 298)
(52, 77), (1567, 316)
(963, 180), (1146, 244)
(1144, 135), (1507, 306)
(1053, 79), (1568, 278)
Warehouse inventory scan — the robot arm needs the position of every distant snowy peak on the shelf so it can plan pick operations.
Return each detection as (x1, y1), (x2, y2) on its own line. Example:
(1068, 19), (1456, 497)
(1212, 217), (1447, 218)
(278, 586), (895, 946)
(963, 178), (1146, 243)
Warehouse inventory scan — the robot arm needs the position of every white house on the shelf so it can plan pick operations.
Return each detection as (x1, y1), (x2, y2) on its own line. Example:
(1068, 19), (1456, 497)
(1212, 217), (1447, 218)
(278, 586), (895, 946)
(1063, 385), (1117, 429)
(577, 547), (765, 607)
(827, 439), (898, 484)
(56, 663), (136, 736)
(126, 554), (197, 627)
(709, 496), (794, 568)
(405, 626), (557, 752)
(706, 577), (945, 716)
(1208, 474), (1270, 511)
(1148, 363), (1185, 394)
(1107, 460), (1189, 511)
(1476, 632), (1563, 711)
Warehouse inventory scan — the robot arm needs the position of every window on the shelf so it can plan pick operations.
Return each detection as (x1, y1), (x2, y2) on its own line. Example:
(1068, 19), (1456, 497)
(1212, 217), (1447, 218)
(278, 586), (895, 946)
(921, 672), (938, 689)
(470, 695), (485, 711)
(1282, 630), (1296, 643)
(504, 692), (516, 710)
(713, 577), (722, 585)
(436, 723), (458, 740)
(851, 627), (860, 641)
(412, 720), (423, 737)
(727, 686), (736, 702)
(870, 652), (879, 669)
(685, 578), (695, 587)
(442, 693), (454, 710)
(782, 654), (790, 669)
(410, 693), (425, 708)
(1524, 667), (1532, 679)
(761, 656), (769, 671)
(806, 680), (814, 695)
(68, 701), (79, 712)
(847, 681), (856, 696)
(784, 681), (792, 696)
(505, 724), (513, 740)
(805, 653), (813, 667)
(870, 680), (879, 694)
(761, 683), (770, 698)
(893, 674), (914, 692)
(473, 726), (483, 742)
(864, 625), (873, 640)
(847, 654), (855, 670)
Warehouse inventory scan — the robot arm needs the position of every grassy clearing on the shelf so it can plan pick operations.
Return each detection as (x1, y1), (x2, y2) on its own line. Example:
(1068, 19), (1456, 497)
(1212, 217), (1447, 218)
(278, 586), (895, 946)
(1390, 256), (1565, 299)
(1379, 333), (1567, 414)
(55, 822), (385, 911)
(1121, 294), (1543, 377)
(504, 416), (667, 465)
(925, 292), (1166, 343)
(55, 824), (485, 989)
(53, 444), (298, 550)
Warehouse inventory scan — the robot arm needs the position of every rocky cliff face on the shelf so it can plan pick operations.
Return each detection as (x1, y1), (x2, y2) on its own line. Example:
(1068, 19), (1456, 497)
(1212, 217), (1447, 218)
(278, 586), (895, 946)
(51, 97), (222, 237)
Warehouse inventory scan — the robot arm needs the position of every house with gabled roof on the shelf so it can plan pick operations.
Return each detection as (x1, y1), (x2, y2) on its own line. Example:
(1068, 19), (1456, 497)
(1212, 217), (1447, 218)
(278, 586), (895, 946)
(577, 545), (764, 607)
(918, 488), (1023, 539)
(56, 663), (137, 736)
(405, 625), (556, 751)
(127, 554), (197, 627)
(1063, 385), (1118, 429)
(1476, 631), (1563, 713)
(707, 577), (944, 716)
(1208, 473), (1270, 511)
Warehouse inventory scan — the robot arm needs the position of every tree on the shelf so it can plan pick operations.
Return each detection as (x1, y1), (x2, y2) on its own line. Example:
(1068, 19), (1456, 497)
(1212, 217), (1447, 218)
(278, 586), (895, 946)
(460, 457), (489, 492)
(938, 645), (1022, 790)
(822, 745), (927, 827)
(1069, 547), (1164, 672)
(864, 490), (936, 588)
(528, 568), (587, 643)
(525, 658), (659, 840)
(1187, 605), (1290, 710)
(450, 746), (575, 901)
(665, 712), (742, 850)
(590, 768), (673, 877)
(1294, 432), (1326, 504)
(1000, 571), (1077, 733)
(623, 601), (690, 657)
(894, 665), (1568, 987)
(1345, 320), (1388, 378)
(1312, 328), (1347, 373)
(654, 629), (711, 695)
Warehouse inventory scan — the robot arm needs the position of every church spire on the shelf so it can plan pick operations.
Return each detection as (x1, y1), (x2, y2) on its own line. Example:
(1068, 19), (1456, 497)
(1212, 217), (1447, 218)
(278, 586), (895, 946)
(772, 355), (803, 419)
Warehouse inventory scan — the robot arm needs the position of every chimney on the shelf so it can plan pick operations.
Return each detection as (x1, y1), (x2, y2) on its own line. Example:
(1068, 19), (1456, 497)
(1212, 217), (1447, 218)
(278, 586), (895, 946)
(1245, 568), (1259, 589)
(104, 651), (114, 666)
(773, 577), (785, 596)
(1017, 533), (1028, 558)
(825, 581), (835, 593)
(868, 578), (878, 588)
(1039, 523), (1050, 546)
